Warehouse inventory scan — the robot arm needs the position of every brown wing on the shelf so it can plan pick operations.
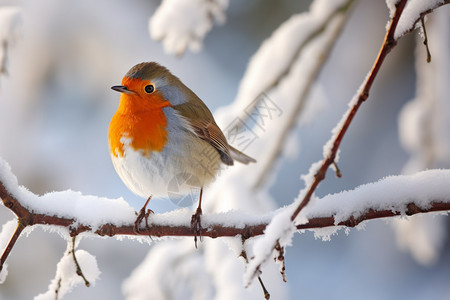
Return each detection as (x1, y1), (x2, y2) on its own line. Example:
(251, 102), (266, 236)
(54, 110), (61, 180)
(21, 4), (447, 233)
(173, 86), (256, 166)
(188, 118), (235, 166)
(188, 118), (257, 165)
(174, 101), (234, 166)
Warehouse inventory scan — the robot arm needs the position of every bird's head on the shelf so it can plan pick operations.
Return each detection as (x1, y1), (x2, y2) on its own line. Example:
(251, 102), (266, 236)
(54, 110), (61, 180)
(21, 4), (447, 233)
(112, 62), (188, 112)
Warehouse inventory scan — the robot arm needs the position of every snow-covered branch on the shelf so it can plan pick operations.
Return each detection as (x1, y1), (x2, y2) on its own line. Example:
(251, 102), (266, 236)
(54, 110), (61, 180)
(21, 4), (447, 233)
(388, 0), (450, 39)
(1, 154), (450, 284)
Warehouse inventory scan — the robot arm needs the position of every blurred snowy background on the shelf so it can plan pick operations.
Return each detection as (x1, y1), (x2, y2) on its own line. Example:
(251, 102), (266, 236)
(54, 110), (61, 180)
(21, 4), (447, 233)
(0, 0), (449, 299)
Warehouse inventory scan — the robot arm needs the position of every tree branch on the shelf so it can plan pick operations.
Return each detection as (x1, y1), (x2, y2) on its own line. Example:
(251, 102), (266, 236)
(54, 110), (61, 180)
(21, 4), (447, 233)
(1, 167), (450, 272)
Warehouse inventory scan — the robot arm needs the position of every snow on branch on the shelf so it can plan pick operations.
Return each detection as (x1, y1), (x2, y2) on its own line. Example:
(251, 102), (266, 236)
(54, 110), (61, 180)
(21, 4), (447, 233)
(1, 154), (450, 285)
(386, 0), (450, 39)
(149, 0), (228, 56)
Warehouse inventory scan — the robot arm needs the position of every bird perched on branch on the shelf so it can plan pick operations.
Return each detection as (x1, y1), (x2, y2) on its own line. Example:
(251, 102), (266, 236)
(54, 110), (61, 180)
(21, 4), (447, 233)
(108, 62), (255, 244)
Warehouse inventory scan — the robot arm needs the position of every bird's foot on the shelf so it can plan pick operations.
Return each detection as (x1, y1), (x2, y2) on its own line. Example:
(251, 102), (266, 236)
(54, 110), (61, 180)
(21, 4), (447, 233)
(190, 207), (203, 248)
(134, 197), (153, 235)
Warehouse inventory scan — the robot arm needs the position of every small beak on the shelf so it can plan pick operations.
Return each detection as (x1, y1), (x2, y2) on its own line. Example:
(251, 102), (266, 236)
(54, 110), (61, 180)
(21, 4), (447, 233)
(111, 85), (136, 95)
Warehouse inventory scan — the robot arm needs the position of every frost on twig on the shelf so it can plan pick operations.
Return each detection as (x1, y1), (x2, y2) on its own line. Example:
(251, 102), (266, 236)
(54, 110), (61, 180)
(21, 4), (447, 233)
(149, 0), (228, 56)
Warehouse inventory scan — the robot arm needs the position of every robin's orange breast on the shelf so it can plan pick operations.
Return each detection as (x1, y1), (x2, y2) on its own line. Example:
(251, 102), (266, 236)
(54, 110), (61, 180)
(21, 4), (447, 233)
(109, 108), (169, 157)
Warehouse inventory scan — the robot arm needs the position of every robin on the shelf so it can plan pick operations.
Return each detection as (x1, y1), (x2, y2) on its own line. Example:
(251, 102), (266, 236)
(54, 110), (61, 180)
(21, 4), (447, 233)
(109, 62), (255, 242)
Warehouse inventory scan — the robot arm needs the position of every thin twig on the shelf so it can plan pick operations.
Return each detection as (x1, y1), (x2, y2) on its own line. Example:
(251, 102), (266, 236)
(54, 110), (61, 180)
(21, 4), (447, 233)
(0, 221), (24, 271)
(420, 17), (432, 63)
(240, 242), (270, 299)
(70, 236), (90, 287)
(332, 162), (342, 178)
(257, 276), (270, 300)
(54, 277), (62, 300)
(0, 178), (33, 271)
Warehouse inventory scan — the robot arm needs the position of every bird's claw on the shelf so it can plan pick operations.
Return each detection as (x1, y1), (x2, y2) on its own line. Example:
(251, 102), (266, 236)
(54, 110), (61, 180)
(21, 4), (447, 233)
(190, 207), (203, 248)
(134, 206), (154, 235)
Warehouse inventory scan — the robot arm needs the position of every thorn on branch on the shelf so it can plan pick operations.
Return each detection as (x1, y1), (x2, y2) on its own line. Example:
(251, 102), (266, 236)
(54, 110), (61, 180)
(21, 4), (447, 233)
(420, 17), (432, 63)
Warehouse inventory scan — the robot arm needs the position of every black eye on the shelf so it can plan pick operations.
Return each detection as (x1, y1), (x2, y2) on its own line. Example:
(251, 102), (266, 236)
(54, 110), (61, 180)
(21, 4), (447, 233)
(145, 85), (155, 93)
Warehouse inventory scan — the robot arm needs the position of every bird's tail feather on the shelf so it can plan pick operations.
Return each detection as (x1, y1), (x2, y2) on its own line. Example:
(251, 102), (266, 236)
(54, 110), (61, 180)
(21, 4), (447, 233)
(229, 146), (256, 164)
